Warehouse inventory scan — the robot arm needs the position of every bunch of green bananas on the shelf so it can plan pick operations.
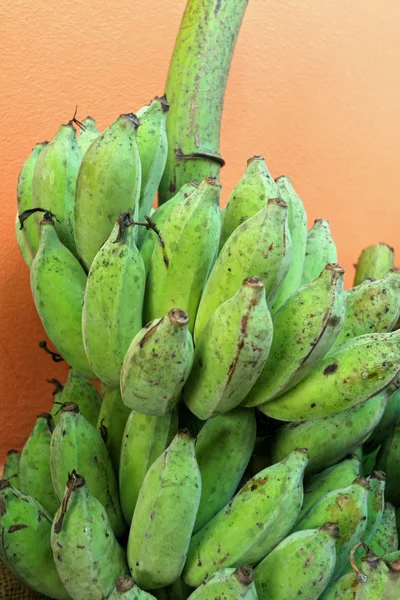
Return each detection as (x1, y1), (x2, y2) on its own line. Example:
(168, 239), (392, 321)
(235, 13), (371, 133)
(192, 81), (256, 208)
(4, 101), (400, 600)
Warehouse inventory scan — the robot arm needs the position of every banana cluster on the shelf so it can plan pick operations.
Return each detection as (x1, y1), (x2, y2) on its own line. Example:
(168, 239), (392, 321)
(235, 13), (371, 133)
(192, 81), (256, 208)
(4, 104), (400, 600)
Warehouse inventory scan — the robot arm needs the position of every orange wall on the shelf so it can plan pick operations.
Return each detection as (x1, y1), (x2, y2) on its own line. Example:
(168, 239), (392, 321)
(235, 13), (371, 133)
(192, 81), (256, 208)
(1, 0), (400, 461)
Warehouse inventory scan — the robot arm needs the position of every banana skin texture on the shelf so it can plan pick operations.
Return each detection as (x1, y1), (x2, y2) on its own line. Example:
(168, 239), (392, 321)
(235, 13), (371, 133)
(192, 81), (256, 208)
(51, 472), (128, 600)
(0, 480), (70, 599)
(187, 566), (257, 600)
(184, 277), (272, 419)
(376, 419), (400, 506)
(97, 386), (131, 474)
(19, 412), (59, 515)
(260, 330), (400, 422)
(82, 214), (145, 386)
(121, 309), (194, 416)
(193, 408), (256, 533)
(369, 502), (399, 555)
(15, 211), (33, 267)
(119, 409), (178, 525)
(382, 554), (400, 600)
(301, 219), (337, 286)
(364, 471), (386, 543)
(243, 263), (345, 407)
(320, 551), (389, 599)
(50, 368), (102, 427)
(1, 449), (20, 488)
(183, 448), (308, 588)
(74, 113), (141, 269)
(354, 243), (394, 286)
(144, 178), (221, 333)
(30, 218), (95, 378)
(364, 387), (400, 453)
(127, 430), (202, 590)
(108, 575), (157, 599)
(76, 116), (100, 154)
(195, 197), (291, 342)
(50, 404), (125, 538)
(254, 524), (338, 600)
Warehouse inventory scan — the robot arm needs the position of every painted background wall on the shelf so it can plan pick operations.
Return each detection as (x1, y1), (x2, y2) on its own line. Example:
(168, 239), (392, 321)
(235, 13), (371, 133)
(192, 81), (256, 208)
(1, 0), (399, 462)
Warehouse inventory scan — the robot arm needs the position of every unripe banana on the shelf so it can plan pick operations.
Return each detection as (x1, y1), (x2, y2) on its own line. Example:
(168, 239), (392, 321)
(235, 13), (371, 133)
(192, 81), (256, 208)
(108, 575), (157, 599)
(119, 409), (178, 525)
(364, 387), (400, 453)
(219, 155), (279, 250)
(266, 390), (388, 475)
(50, 403), (125, 538)
(74, 113), (141, 269)
(82, 213), (145, 386)
(254, 523), (338, 600)
(183, 448), (308, 587)
(260, 331), (400, 422)
(15, 211), (33, 267)
(194, 408), (256, 533)
(121, 309), (193, 416)
(270, 176), (308, 311)
(50, 368), (102, 427)
(30, 216), (95, 377)
(301, 219), (337, 286)
(144, 178), (221, 332)
(243, 263), (345, 407)
(361, 446), (381, 478)
(32, 121), (81, 255)
(51, 471), (128, 600)
(19, 413), (59, 515)
(76, 116), (100, 154)
(381, 553), (400, 600)
(376, 419), (400, 506)
(2, 449), (21, 487)
(364, 471), (386, 543)
(194, 197), (291, 342)
(187, 566), (257, 600)
(0, 480), (70, 599)
(127, 429), (202, 590)
(369, 502), (399, 555)
(354, 243), (394, 286)
(97, 387), (130, 473)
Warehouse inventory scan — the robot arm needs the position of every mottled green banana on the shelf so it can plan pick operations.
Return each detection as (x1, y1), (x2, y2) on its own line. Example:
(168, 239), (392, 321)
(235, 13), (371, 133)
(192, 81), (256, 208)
(97, 386), (130, 474)
(260, 331), (400, 421)
(255, 523), (338, 600)
(376, 419), (400, 506)
(119, 409), (178, 525)
(19, 413), (59, 515)
(354, 243), (394, 286)
(128, 430), (202, 590)
(364, 471), (386, 543)
(0, 480), (70, 599)
(50, 403), (125, 538)
(301, 219), (337, 286)
(219, 155), (279, 250)
(364, 387), (400, 453)
(50, 368), (102, 427)
(51, 472), (127, 600)
(270, 176), (308, 311)
(74, 113), (141, 269)
(32, 122), (81, 254)
(369, 502), (399, 555)
(121, 309), (193, 416)
(82, 214), (145, 386)
(183, 448), (308, 587)
(194, 408), (256, 533)
(15, 211), (33, 267)
(382, 557), (400, 600)
(76, 116), (100, 154)
(2, 449), (20, 487)
(194, 197), (291, 342)
(108, 575), (157, 599)
(187, 566), (257, 600)
(144, 178), (221, 332)
(184, 277), (272, 419)
(243, 263), (345, 407)
(30, 216), (95, 377)
(266, 390), (387, 475)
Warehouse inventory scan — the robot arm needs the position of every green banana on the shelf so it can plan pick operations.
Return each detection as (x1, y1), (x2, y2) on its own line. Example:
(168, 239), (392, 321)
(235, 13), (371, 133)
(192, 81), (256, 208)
(397, 508), (400, 537)
(127, 429), (202, 590)
(0, 480), (70, 599)
(219, 155), (279, 250)
(382, 555), (400, 600)
(2, 449), (21, 487)
(364, 471), (386, 543)
(144, 178), (221, 332)
(97, 386), (130, 474)
(50, 368), (102, 427)
(15, 211), (33, 267)
(364, 387), (400, 453)
(376, 418), (400, 506)
(184, 277), (273, 419)
(108, 575), (157, 599)
(194, 197), (291, 342)
(194, 408), (256, 533)
(30, 215), (95, 377)
(32, 121), (81, 255)
(50, 403), (125, 538)
(19, 413), (59, 515)
(354, 243), (394, 286)
(243, 263), (345, 407)
(260, 331), (400, 422)
(76, 116), (100, 154)
(254, 523), (339, 600)
(74, 112), (141, 269)
(187, 566), (257, 600)
(301, 219), (337, 286)
(266, 390), (388, 475)
(51, 471), (128, 600)
(270, 176), (308, 311)
(183, 448), (308, 587)
(295, 478), (370, 578)
(17, 141), (47, 255)
(119, 409), (178, 525)
(369, 502), (399, 555)
(121, 309), (194, 416)
(361, 446), (381, 478)
(82, 213), (145, 386)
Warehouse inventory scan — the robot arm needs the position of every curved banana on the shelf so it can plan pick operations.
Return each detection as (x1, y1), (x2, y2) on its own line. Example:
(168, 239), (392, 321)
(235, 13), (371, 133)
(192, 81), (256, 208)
(187, 566), (257, 600)
(301, 219), (337, 286)
(15, 211), (33, 267)
(354, 243), (394, 286)
(364, 471), (386, 543)
(50, 368), (102, 427)
(1, 449), (20, 487)
(369, 502), (398, 555)
(364, 387), (400, 453)
(96, 386), (130, 473)
(108, 575), (157, 599)
(76, 116), (100, 154)
(376, 418), (400, 506)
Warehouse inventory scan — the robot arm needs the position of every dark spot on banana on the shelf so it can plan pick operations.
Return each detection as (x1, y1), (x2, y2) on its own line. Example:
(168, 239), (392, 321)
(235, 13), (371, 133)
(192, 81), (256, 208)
(323, 363), (338, 375)
(8, 524), (28, 533)
(311, 403), (316, 408)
